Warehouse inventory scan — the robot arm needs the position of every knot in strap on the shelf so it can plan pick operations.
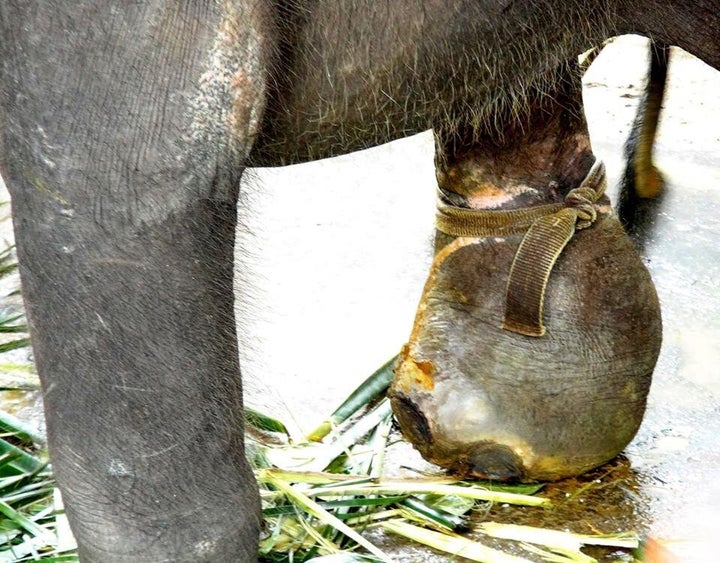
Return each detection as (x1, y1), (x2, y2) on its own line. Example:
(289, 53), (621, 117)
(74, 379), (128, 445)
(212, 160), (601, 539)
(563, 162), (606, 229)
(434, 159), (607, 338)
(565, 186), (598, 227)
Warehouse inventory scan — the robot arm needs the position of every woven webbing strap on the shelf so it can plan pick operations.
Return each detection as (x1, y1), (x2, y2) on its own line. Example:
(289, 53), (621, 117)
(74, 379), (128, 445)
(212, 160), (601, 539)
(435, 160), (607, 337)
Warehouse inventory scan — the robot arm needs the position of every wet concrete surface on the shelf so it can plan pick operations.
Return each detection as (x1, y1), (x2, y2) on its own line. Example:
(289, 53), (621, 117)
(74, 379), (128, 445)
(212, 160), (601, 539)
(585, 37), (720, 561)
(1, 35), (719, 561)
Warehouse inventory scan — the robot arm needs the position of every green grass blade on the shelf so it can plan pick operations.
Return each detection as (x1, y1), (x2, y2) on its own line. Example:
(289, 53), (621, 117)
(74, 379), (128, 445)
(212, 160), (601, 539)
(318, 496), (407, 510)
(307, 554), (382, 562)
(0, 497), (52, 540)
(399, 496), (468, 531)
(0, 338), (31, 354)
(0, 411), (45, 446)
(263, 495), (405, 518)
(382, 520), (533, 563)
(478, 522), (639, 554)
(0, 312), (27, 333)
(257, 469), (368, 486)
(342, 508), (401, 527)
(245, 407), (289, 437)
(1, 483), (54, 504)
(305, 480), (550, 508)
(0, 326), (28, 334)
(260, 470), (393, 563)
(307, 356), (396, 442)
(0, 264), (17, 279)
(0, 439), (45, 474)
(265, 400), (394, 472)
(415, 493), (475, 517)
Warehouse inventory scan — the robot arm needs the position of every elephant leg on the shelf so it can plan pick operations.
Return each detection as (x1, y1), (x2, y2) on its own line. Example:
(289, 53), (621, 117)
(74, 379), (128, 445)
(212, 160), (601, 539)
(0, 3), (271, 560)
(390, 60), (663, 482)
(618, 42), (670, 235)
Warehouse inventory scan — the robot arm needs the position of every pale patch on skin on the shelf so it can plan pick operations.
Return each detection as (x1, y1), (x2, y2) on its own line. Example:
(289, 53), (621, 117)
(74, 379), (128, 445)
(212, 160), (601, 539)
(466, 183), (541, 209)
(107, 459), (134, 479)
(429, 375), (539, 473)
(432, 378), (494, 440)
(34, 126), (58, 170)
(228, 70), (263, 151)
(437, 132), (595, 210)
(596, 202), (612, 214)
(185, 1), (268, 188)
(194, 540), (216, 556)
(429, 376), (533, 465)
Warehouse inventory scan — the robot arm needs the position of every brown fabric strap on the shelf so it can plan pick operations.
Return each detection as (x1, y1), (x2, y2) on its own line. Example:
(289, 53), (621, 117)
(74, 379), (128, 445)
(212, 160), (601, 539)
(436, 201), (565, 237)
(435, 160), (607, 337)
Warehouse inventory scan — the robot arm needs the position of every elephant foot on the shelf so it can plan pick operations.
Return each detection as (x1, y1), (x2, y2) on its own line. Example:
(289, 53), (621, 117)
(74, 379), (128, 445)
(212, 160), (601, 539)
(390, 159), (663, 482)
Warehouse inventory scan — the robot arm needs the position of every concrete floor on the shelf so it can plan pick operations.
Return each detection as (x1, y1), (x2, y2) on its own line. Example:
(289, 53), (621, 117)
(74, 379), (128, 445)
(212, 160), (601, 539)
(1, 34), (718, 561)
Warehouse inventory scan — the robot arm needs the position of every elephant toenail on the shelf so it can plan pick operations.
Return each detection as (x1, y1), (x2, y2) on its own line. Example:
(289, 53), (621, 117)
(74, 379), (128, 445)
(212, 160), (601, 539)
(466, 443), (525, 481)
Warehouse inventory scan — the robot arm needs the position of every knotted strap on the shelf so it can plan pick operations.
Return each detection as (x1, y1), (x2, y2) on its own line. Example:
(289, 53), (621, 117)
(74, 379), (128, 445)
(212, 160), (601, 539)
(435, 160), (607, 337)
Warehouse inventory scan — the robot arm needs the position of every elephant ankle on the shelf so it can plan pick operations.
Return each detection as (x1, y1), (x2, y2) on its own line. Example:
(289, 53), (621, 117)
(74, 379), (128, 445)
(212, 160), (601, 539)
(73, 507), (261, 563)
(436, 147), (598, 211)
(58, 463), (262, 562)
(434, 110), (598, 212)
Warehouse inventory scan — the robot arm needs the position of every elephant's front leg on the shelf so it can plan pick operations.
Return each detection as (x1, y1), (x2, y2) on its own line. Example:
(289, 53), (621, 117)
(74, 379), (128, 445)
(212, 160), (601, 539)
(15, 199), (261, 562)
(0, 3), (271, 560)
(390, 61), (663, 482)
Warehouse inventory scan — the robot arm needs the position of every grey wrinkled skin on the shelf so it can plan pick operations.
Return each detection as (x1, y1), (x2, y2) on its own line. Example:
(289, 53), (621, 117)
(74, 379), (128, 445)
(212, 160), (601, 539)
(0, 1), (717, 561)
